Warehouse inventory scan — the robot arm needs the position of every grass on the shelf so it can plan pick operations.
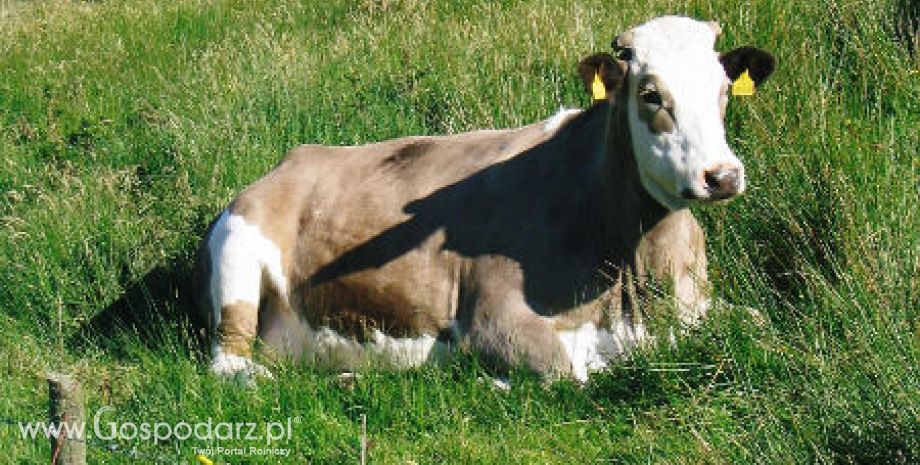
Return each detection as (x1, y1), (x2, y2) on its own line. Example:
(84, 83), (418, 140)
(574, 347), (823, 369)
(0, 0), (917, 463)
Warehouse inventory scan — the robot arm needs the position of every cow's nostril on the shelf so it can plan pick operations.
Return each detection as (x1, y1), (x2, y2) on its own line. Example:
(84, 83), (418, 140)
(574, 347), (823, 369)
(703, 167), (741, 199)
(704, 170), (722, 192)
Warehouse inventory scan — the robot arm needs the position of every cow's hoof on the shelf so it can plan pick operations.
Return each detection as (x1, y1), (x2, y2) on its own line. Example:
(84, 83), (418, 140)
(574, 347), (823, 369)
(210, 352), (274, 385)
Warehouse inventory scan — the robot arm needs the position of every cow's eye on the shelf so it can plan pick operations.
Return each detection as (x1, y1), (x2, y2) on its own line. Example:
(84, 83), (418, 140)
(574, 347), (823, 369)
(641, 90), (662, 106)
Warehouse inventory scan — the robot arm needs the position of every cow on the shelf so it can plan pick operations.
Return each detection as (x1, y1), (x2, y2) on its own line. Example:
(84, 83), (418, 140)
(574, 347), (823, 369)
(194, 16), (775, 383)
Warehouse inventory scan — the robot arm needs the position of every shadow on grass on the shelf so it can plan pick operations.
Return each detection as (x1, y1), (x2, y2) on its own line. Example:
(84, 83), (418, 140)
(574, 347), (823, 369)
(729, 171), (848, 318)
(69, 258), (207, 359)
(826, 411), (915, 464)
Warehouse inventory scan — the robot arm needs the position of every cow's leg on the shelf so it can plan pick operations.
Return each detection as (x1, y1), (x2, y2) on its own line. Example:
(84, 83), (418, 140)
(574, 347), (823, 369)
(207, 211), (278, 380)
(465, 287), (573, 380)
(211, 301), (272, 379)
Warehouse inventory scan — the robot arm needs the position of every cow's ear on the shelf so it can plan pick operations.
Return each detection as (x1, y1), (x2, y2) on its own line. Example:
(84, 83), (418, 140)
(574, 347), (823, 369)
(578, 53), (626, 100)
(720, 46), (776, 85)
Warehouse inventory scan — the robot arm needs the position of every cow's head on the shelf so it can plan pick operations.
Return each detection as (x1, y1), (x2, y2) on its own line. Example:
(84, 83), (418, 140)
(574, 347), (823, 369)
(579, 16), (775, 210)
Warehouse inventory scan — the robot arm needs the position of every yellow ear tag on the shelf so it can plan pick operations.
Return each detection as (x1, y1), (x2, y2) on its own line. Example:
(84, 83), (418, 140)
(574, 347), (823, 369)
(731, 70), (755, 96)
(592, 72), (607, 100)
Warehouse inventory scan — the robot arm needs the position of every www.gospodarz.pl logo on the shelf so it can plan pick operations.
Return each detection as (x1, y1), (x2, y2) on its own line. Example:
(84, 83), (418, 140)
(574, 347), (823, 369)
(18, 406), (298, 456)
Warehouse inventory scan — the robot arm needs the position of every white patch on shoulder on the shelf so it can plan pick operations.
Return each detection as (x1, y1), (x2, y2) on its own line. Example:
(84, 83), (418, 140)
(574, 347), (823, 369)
(207, 210), (287, 331)
(556, 321), (649, 382)
(543, 108), (582, 133)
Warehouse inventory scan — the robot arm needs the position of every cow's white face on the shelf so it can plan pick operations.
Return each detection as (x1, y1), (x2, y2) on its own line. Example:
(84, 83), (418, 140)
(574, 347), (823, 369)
(580, 17), (775, 210)
(623, 16), (741, 210)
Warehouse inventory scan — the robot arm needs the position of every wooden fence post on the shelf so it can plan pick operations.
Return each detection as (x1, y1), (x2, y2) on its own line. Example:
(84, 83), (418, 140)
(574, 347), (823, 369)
(47, 373), (86, 465)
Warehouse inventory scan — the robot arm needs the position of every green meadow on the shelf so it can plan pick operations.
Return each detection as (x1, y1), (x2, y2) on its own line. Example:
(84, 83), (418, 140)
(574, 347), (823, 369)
(1, 0), (917, 463)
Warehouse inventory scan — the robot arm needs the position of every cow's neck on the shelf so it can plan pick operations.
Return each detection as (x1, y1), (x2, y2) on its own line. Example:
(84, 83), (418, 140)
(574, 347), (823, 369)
(558, 98), (672, 270)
